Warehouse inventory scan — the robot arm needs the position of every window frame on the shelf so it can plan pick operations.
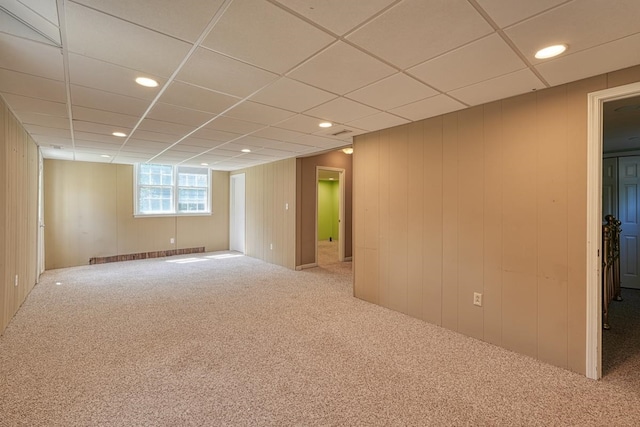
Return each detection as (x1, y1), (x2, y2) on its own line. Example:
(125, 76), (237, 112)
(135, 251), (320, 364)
(134, 163), (212, 217)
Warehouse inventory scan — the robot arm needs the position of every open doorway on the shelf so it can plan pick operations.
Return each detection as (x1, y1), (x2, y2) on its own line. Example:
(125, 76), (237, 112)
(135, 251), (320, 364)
(230, 173), (245, 254)
(587, 81), (640, 379)
(316, 167), (345, 266)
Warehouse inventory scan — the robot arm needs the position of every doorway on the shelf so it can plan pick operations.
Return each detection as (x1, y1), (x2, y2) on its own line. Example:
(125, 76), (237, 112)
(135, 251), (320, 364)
(316, 167), (345, 266)
(230, 173), (245, 253)
(586, 81), (640, 379)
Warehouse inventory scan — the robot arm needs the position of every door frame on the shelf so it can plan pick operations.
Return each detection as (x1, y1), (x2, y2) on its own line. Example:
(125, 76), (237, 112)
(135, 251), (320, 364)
(229, 173), (246, 254)
(315, 166), (345, 264)
(586, 81), (640, 379)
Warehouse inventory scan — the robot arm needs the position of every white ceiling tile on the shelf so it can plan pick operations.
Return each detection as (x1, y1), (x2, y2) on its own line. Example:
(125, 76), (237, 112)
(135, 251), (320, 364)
(177, 48), (278, 98)
(68, 54), (165, 100)
(1, 93), (67, 117)
(297, 133), (350, 147)
(224, 101), (296, 125)
(160, 81), (240, 114)
(126, 139), (172, 151)
(147, 103), (215, 127)
(274, 114), (327, 134)
(136, 119), (196, 137)
(252, 127), (309, 144)
(170, 144), (217, 154)
(128, 130), (179, 144)
(408, 34), (527, 92)
(74, 139), (121, 149)
(202, 0), (335, 73)
(203, 116), (266, 135)
(191, 128), (241, 142)
(347, 112), (409, 132)
(74, 131), (130, 144)
(0, 10), (56, 45)
(536, 33), (640, 87)
(72, 0), (224, 42)
(288, 41), (395, 95)
(73, 120), (131, 136)
(70, 85), (149, 117)
(22, 124), (71, 138)
(0, 69), (65, 102)
(17, 112), (69, 129)
(475, 0), (567, 28)
(72, 106), (139, 128)
(305, 97), (379, 124)
(273, 0), (397, 36)
(314, 125), (366, 140)
(250, 78), (336, 112)
(505, 0), (640, 63)
(389, 94), (466, 121)
(448, 69), (545, 106)
(19, 0), (59, 26)
(347, 0), (493, 68)
(40, 147), (75, 160)
(65, 2), (191, 77)
(180, 137), (227, 149)
(0, 32), (63, 80)
(2, 0), (60, 44)
(346, 73), (439, 111)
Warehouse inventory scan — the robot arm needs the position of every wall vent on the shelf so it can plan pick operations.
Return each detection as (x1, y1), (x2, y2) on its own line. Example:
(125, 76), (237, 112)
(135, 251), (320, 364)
(331, 130), (352, 137)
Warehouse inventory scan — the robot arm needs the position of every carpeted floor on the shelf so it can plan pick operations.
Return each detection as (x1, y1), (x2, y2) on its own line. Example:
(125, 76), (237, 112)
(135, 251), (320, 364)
(1, 252), (640, 426)
(602, 287), (640, 383)
(317, 240), (339, 266)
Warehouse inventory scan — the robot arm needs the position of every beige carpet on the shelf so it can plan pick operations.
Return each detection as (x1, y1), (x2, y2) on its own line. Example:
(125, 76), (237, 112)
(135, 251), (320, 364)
(317, 239), (339, 266)
(1, 252), (639, 426)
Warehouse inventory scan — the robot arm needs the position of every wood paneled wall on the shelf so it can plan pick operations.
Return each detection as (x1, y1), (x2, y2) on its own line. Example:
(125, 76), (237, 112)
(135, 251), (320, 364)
(232, 159), (296, 269)
(353, 65), (640, 375)
(296, 151), (353, 267)
(1, 98), (39, 335)
(44, 160), (229, 269)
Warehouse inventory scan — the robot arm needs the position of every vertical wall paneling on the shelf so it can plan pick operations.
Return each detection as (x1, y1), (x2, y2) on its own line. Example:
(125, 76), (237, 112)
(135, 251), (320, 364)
(1, 98), (39, 335)
(232, 158), (296, 270)
(353, 133), (370, 300)
(363, 132), (380, 303)
(352, 66), (640, 375)
(422, 117), (444, 325)
(441, 113), (459, 331)
(482, 101), (504, 346)
(387, 125), (409, 314)
(501, 93), (538, 358)
(566, 75), (607, 372)
(536, 86), (570, 368)
(457, 107), (484, 340)
(407, 121), (425, 319)
(378, 130), (391, 307)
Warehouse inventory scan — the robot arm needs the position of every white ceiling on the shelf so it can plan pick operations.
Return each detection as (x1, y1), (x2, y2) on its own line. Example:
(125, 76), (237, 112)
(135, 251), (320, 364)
(1, 0), (640, 170)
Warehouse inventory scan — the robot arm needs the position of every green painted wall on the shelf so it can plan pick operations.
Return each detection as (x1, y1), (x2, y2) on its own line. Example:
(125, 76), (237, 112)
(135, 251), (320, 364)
(318, 180), (339, 241)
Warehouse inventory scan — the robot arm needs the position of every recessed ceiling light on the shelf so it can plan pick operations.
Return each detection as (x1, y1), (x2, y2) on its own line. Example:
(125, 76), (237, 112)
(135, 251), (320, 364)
(200, 162), (209, 166)
(319, 122), (333, 128)
(100, 154), (111, 158)
(342, 147), (354, 154)
(135, 77), (158, 87)
(112, 131), (127, 137)
(534, 44), (567, 59)
(241, 148), (251, 153)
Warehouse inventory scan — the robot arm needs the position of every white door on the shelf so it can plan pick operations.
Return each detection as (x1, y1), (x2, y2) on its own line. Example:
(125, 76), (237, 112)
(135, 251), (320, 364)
(229, 173), (245, 253)
(618, 156), (640, 289)
(602, 157), (617, 219)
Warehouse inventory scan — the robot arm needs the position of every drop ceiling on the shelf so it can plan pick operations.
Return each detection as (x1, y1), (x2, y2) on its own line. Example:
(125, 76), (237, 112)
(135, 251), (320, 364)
(1, 0), (640, 170)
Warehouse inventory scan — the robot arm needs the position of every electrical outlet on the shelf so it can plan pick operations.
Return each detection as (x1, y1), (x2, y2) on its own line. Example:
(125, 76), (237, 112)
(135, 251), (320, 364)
(14, 274), (18, 287)
(473, 292), (482, 307)
(270, 243), (273, 250)
(170, 238), (175, 244)
(285, 203), (289, 210)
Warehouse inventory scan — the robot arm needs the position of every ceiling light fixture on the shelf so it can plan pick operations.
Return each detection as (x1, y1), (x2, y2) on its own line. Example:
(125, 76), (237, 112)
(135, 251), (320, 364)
(135, 77), (159, 87)
(200, 162), (209, 166)
(112, 131), (127, 137)
(100, 154), (111, 158)
(241, 148), (251, 153)
(319, 122), (333, 128)
(342, 147), (354, 154)
(534, 44), (567, 59)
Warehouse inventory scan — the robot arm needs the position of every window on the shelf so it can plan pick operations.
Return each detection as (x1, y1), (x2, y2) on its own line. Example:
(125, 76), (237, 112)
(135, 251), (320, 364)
(135, 164), (211, 216)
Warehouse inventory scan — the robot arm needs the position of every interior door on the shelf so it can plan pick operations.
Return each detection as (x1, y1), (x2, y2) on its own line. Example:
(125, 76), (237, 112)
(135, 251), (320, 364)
(602, 157), (618, 219)
(618, 156), (640, 289)
(229, 173), (245, 253)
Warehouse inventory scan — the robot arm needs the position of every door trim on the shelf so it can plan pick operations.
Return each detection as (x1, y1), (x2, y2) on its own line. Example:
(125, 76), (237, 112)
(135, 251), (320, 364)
(229, 173), (246, 254)
(586, 81), (640, 379)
